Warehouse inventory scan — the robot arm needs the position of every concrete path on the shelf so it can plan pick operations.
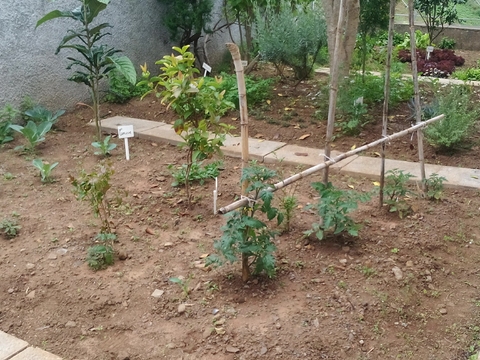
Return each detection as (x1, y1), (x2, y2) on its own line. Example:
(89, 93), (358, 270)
(99, 116), (480, 190)
(0, 330), (62, 360)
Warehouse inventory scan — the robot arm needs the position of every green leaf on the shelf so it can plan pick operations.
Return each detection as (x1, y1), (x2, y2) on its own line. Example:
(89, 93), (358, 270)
(107, 56), (136, 85)
(36, 10), (76, 28)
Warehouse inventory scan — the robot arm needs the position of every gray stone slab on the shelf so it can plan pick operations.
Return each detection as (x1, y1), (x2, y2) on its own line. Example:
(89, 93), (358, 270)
(0, 331), (28, 360)
(263, 144), (358, 172)
(434, 166), (480, 190)
(340, 156), (444, 181)
(139, 125), (183, 145)
(221, 136), (286, 162)
(10, 347), (62, 360)
(99, 116), (167, 134)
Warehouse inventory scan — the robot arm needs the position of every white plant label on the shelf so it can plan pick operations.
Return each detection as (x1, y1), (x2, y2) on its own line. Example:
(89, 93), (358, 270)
(118, 125), (134, 160)
(354, 96), (363, 106)
(241, 60), (248, 68)
(426, 46), (434, 60)
(202, 62), (212, 77)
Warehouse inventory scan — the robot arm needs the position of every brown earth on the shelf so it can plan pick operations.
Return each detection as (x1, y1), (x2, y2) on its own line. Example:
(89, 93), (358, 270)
(1, 59), (480, 360)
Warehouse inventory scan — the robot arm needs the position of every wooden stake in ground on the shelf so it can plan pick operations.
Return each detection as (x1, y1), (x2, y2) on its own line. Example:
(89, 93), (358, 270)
(409, 0), (426, 191)
(219, 114), (444, 214)
(323, 0), (346, 185)
(226, 42), (251, 282)
(380, 0), (396, 207)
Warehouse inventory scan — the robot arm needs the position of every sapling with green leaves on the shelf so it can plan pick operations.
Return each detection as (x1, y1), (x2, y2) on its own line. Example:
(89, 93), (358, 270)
(87, 232), (117, 270)
(207, 162), (284, 282)
(383, 169), (415, 218)
(305, 182), (370, 240)
(139, 45), (234, 205)
(423, 173), (446, 201)
(32, 159), (59, 183)
(9, 121), (52, 153)
(92, 135), (117, 156)
(36, 0), (136, 141)
(0, 217), (21, 239)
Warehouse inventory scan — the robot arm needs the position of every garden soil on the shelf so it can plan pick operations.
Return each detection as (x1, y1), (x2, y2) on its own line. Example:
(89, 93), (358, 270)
(2, 58), (480, 360)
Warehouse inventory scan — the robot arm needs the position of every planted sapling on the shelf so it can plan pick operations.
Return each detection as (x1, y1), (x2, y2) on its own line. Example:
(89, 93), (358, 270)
(0, 217), (21, 238)
(207, 162), (284, 282)
(32, 159), (59, 183)
(383, 169), (415, 218)
(305, 182), (370, 240)
(423, 173), (447, 201)
(86, 233), (117, 270)
(91, 135), (117, 156)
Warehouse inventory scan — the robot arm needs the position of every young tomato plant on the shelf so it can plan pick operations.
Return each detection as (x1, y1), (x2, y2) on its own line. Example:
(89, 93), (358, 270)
(140, 45), (234, 205)
(305, 182), (370, 240)
(423, 173), (447, 201)
(207, 163), (284, 282)
(383, 169), (415, 218)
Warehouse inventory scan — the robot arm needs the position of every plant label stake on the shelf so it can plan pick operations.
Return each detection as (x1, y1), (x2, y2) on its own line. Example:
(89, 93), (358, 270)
(118, 125), (134, 160)
(213, 177), (218, 214)
(202, 63), (212, 77)
(241, 60), (248, 68)
(426, 46), (434, 60)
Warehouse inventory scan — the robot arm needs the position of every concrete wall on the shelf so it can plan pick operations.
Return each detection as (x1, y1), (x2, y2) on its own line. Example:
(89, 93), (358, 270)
(0, 0), (171, 110)
(395, 24), (480, 51)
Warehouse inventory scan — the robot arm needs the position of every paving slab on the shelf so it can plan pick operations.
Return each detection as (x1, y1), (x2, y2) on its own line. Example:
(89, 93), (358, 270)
(434, 165), (480, 190)
(340, 156), (443, 181)
(263, 144), (358, 172)
(221, 136), (286, 162)
(0, 331), (28, 360)
(10, 346), (62, 360)
(99, 116), (167, 134)
(137, 124), (183, 145)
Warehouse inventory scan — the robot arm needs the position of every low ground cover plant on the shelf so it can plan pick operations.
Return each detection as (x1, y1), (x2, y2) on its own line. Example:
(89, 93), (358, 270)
(398, 48), (465, 78)
(92, 135), (117, 156)
(0, 104), (18, 145)
(218, 73), (274, 109)
(104, 70), (150, 104)
(169, 161), (221, 187)
(383, 169), (415, 218)
(9, 121), (52, 153)
(0, 217), (21, 239)
(24, 105), (65, 126)
(452, 60), (480, 81)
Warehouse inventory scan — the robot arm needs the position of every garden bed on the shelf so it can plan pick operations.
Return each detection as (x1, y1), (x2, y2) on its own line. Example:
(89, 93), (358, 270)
(1, 68), (480, 359)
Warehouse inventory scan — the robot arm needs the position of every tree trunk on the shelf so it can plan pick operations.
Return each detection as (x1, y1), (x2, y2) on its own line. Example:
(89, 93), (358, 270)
(322, 0), (360, 78)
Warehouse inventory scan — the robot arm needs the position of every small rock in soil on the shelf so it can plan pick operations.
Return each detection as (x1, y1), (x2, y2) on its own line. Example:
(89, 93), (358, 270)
(151, 289), (164, 299)
(203, 327), (213, 339)
(65, 321), (76, 328)
(47, 253), (58, 260)
(165, 343), (176, 349)
(439, 308), (448, 315)
(26, 263), (35, 270)
(226, 345), (240, 353)
(26, 290), (36, 299)
(116, 351), (130, 360)
(406, 260), (414, 267)
(260, 346), (268, 355)
(178, 303), (186, 314)
(118, 251), (128, 260)
(8, 288), (14, 294)
(392, 266), (403, 280)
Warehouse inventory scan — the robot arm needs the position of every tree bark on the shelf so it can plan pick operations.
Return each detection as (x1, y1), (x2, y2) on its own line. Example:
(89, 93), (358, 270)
(322, 0), (360, 78)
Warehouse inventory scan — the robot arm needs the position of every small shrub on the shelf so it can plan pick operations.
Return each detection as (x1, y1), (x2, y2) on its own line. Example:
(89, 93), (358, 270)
(423, 85), (480, 151)
(423, 173), (446, 201)
(452, 66), (480, 81)
(0, 104), (18, 145)
(0, 218), (21, 238)
(219, 73), (274, 109)
(383, 169), (415, 218)
(92, 135), (117, 156)
(398, 49), (465, 78)
(256, 3), (327, 80)
(397, 30), (431, 50)
(279, 194), (297, 233)
(32, 159), (59, 183)
(104, 70), (149, 104)
(305, 182), (370, 240)
(169, 161), (221, 187)
(438, 37), (455, 49)
(207, 163), (284, 281)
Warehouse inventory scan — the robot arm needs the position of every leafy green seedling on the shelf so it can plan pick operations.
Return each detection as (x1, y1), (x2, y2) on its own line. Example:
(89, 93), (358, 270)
(10, 121), (52, 153)
(32, 159), (59, 183)
(169, 276), (191, 298)
(0, 120), (14, 145)
(0, 218), (21, 238)
(91, 135), (117, 156)
(383, 169), (415, 218)
(24, 105), (65, 126)
(423, 173), (446, 201)
(87, 244), (114, 270)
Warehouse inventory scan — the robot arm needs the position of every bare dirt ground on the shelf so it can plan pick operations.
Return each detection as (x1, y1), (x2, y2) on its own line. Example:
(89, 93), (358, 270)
(2, 57), (480, 360)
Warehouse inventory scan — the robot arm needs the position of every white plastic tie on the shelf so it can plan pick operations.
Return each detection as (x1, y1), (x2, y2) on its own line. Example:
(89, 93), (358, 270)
(323, 154), (336, 164)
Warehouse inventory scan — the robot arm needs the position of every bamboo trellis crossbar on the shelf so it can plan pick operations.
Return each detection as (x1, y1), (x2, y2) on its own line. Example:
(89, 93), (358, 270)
(218, 114), (445, 214)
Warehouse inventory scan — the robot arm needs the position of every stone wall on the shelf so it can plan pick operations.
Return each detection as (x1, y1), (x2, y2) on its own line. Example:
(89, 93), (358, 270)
(394, 24), (480, 51)
(0, 0), (170, 110)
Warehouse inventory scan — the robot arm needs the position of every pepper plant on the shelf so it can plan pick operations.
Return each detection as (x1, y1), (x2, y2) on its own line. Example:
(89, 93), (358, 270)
(36, 0), (136, 141)
(140, 45), (234, 204)
(207, 163), (284, 282)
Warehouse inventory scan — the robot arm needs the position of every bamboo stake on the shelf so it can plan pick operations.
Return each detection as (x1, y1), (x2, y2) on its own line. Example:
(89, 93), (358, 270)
(323, 0), (346, 185)
(380, 0), (396, 208)
(226, 43), (249, 195)
(409, 0), (426, 191)
(218, 114), (445, 214)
